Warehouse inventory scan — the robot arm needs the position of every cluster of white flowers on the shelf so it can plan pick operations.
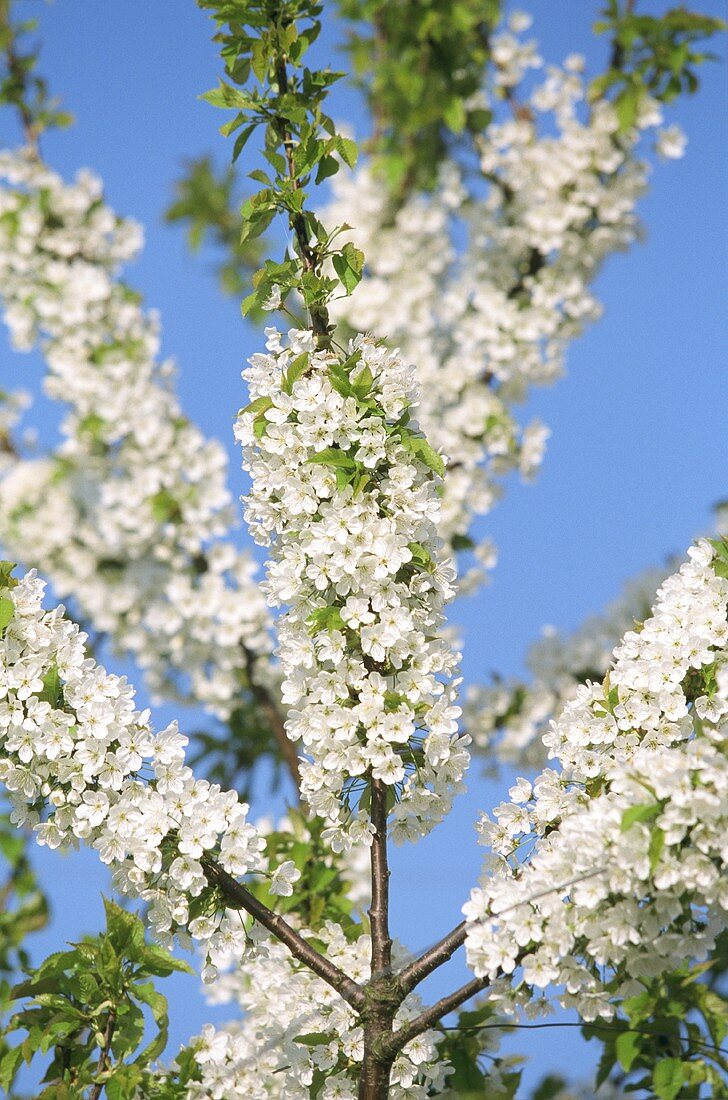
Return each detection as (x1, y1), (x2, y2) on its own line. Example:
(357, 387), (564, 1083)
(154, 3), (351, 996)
(0, 568), (267, 973)
(186, 924), (451, 1099)
(465, 513), (728, 775)
(0, 148), (274, 717)
(464, 563), (671, 770)
(325, 14), (685, 588)
(237, 329), (469, 844)
(464, 541), (728, 1021)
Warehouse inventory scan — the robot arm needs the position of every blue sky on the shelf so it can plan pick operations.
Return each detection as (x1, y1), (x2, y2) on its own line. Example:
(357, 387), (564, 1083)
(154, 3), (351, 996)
(2, 0), (727, 1094)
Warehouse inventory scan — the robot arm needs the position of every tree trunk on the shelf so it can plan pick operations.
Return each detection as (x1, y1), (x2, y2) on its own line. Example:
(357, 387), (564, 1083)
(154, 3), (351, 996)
(358, 1018), (394, 1100)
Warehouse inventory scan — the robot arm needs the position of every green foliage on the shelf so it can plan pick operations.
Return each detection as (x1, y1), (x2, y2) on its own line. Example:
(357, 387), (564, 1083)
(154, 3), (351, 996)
(189, 693), (291, 798)
(0, 2), (73, 144)
(198, 0), (365, 334)
(0, 558), (18, 589)
(583, 937), (728, 1097)
(1, 899), (193, 1098)
(709, 536), (728, 580)
(164, 155), (267, 304)
(0, 808), (50, 1099)
(337, 0), (500, 196)
(250, 809), (359, 929)
(436, 1002), (524, 1098)
(591, 2), (725, 131)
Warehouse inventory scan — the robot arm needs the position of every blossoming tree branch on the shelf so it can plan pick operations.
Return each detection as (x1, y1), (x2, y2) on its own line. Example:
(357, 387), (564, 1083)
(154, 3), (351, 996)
(0, 0), (726, 1098)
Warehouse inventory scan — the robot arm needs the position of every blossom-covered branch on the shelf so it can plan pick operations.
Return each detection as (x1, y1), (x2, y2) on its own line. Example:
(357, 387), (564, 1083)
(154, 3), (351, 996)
(465, 540), (728, 1030)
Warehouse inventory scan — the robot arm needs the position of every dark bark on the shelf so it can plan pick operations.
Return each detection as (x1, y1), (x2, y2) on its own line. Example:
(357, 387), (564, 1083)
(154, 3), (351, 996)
(202, 856), (365, 1010)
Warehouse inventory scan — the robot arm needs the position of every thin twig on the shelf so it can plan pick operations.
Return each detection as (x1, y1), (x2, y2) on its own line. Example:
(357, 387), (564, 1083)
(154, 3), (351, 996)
(242, 646), (301, 791)
(441, 1019), (728, 1062)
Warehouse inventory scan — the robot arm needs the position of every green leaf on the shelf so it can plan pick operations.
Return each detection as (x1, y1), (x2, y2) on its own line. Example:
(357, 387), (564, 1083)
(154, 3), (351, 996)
(307, 447), (357, 470)
(452, 533), (475, 551)
(232, 123), (257, 163)
(307, 606), (345, 634)
(335, 136), (358, 168)
(239, 394), (273, 418)
(649, 826), (665, 873)
(0, 1045), (23, 1091)
(150, 489), (183, 525)
(327, 362), (356, 398)
(281, 354), (309, 394)
(620, 802), (661, 832)
(241, 290), (259, 317)
(443, 96), (467, 133)
(139, 945), (194, 978)
(615, 85), (641, 131)
(250, 38), (269, 83)
(293, 1031), (331, 1046)
(653, 1058), (686, 1100)
(315, 154), (339, 183)
(103, 898), (144, 958)
(351, 364), (374, 399)
(200, 83), (252, 109)
(399, 431), (446, 477)
(0, 560), (18, 588)
(332, 242), (364, 295)
(615, 1029), (641, 1072)
(408, 542), (433, 569)
(38, 664), (61, 707)
(0, 595), (14, 635)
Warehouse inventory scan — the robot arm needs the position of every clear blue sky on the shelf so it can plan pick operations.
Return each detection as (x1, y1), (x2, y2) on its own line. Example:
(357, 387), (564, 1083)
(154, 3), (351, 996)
(3, 0), (726, 1094)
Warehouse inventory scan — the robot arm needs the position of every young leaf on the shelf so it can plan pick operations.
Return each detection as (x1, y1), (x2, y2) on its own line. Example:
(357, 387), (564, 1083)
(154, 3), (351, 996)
(332, 242), (364, 295)
(652, 1058), (686, 1100)
(0, 594), (14, 635)
(615, 1029), (641, 1072)
(620, 802), (661, 831)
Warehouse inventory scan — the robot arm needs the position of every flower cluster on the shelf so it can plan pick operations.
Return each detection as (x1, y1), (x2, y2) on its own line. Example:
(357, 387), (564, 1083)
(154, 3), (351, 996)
(464, 541), (728, 1021)
(187, 924), (451, 1099)
(464, 563), (671, 771)
(237, 329), (469, 844)
(0, 148), (274, 718)
(325, 17), (685, 588)
(0, 568), (266, 972)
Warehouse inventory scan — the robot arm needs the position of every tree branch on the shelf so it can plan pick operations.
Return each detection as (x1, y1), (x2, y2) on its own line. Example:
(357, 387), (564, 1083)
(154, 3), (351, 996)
(368, 778), (392, 976)
(202, 855), (365, 1010)
(242, 646), (301, 791)
(397, 920), (467, 995)
(385, 976), (488, 1056)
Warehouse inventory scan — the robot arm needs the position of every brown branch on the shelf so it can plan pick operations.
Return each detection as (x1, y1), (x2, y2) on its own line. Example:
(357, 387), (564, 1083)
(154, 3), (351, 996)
(202, 855), (365, 1010)
(88, 1007), (117, 1100)
(368, 778), (392, 975)
(397, 919), (467, 995)
(242, 646), (301, 791)
(385, 976), (488, 1057)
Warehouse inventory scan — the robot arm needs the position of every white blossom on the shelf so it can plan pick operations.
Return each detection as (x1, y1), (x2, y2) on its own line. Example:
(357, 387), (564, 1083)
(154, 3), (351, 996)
(465, 541), (728, 1021)
(237, 330), (469, 845)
